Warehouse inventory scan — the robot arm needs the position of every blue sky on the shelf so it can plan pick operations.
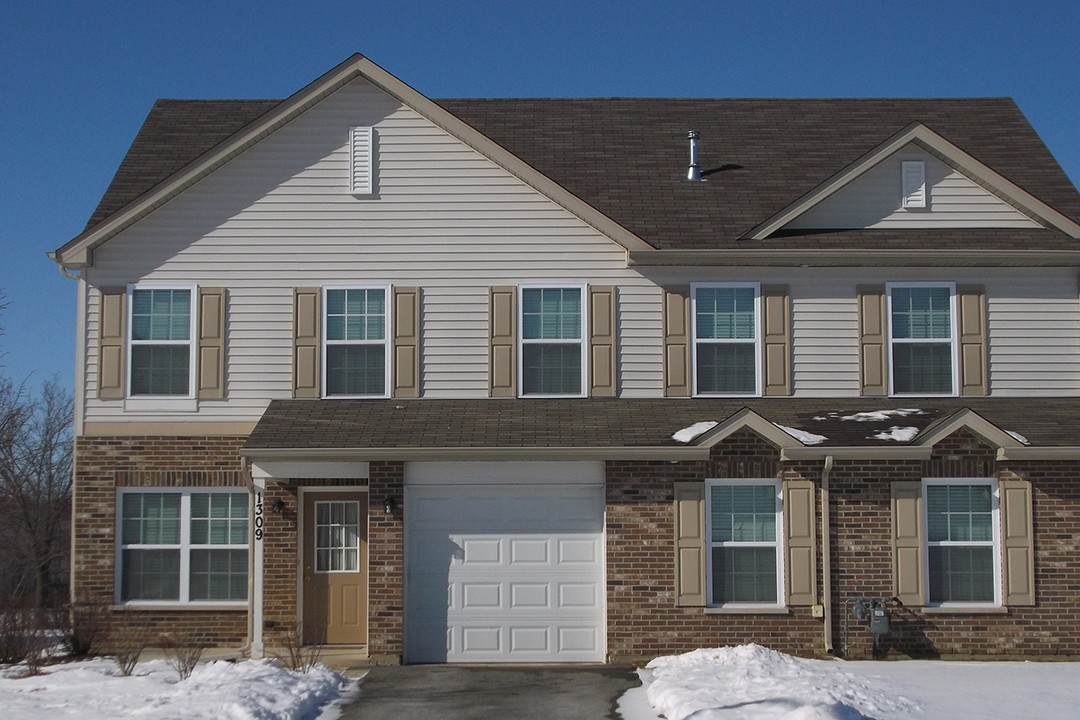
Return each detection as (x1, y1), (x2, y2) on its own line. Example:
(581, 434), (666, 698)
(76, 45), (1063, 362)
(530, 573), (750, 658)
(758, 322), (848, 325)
(2, 0), (1078, 389)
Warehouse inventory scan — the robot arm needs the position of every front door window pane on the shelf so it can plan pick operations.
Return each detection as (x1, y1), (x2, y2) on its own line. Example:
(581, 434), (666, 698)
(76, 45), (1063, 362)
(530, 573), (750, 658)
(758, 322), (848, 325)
(315, 501), (361, 573)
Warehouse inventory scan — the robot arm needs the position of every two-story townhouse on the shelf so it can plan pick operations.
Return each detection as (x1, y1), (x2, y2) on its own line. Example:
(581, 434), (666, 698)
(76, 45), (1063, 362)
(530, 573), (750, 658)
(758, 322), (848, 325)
(51, 54), (1080, 664)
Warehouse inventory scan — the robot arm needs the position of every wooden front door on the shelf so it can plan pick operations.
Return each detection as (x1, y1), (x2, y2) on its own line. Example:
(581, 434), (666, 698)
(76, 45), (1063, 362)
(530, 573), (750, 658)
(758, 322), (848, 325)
(302, 492), (367, 645)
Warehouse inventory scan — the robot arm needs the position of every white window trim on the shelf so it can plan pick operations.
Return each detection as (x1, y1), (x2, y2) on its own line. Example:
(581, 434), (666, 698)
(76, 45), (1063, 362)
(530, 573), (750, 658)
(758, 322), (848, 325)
(115, 487), (249, 606)
(125, 283), (197, 399)
(691, 282), (762, 397)
(516, 284), (588, 398)
(705, 478), (784, 609)
(922, 477), (1001, 608)
(313, 500), (363, 574)
(321, 285), (392, 399)
(886, 281), (958, 397)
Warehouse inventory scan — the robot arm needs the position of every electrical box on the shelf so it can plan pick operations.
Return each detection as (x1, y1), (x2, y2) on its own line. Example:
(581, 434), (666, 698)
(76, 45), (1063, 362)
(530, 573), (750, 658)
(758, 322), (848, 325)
(869, 605), (890, 634)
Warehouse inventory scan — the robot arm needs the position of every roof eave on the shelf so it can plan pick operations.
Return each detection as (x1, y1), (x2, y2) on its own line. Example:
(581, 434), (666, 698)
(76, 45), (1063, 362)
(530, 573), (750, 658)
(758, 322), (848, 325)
(628, 248), (1080, 267)
(240, 446), (712, 461)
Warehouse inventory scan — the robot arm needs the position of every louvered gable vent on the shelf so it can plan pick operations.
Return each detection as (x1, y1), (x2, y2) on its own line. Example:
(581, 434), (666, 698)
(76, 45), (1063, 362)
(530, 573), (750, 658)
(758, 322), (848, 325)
(349, 126), (374, 195)
(901, 160), (926, 208)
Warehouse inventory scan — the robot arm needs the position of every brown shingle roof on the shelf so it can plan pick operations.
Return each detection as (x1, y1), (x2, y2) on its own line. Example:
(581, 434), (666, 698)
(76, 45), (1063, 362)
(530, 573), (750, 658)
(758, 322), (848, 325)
(86, 97), (1080, 250)
(243, 397), (1080, 452)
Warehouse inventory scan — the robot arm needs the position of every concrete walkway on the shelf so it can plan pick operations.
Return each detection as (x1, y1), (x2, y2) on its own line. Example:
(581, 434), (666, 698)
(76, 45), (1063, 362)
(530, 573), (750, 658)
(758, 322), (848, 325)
(338, 664), (640, 720)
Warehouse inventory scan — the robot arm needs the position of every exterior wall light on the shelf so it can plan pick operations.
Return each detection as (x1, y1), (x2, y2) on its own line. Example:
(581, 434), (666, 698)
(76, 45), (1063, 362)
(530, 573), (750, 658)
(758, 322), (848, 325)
(271, 499), (285, 514)
(384, 496), (397, 515)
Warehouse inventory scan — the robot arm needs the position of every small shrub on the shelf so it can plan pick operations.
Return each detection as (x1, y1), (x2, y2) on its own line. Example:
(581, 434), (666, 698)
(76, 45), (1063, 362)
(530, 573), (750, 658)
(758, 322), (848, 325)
(160, 634), (207, 681)
(272, 621), (323, 673)
(0, 609), (33, 665)
(66, 602), (108, 658)
(112, 627), (147, 676)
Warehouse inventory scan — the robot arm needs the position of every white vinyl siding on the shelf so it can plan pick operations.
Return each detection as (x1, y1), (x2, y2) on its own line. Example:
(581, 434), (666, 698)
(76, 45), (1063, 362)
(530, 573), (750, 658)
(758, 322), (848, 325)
(784, 146), (1042, 230)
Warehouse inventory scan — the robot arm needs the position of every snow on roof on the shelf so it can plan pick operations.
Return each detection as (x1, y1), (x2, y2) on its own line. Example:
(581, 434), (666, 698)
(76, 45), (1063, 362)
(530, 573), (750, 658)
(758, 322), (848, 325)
(871, 426), (920, 442)
(1007, 430), (1030, 445)
(774, 423), (827, 445)
(840, 408), (925, 422)
(672, 421), (718, 443)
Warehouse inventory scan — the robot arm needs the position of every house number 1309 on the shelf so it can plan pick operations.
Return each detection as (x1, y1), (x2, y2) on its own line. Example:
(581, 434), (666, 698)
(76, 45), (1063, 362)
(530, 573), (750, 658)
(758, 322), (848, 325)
(254, 490), (265, 541)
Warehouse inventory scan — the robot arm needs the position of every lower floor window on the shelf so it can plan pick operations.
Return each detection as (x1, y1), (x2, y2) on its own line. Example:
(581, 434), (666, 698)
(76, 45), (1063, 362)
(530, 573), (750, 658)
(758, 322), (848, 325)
(706, 479), (782, 605)
(924, 479), (998, 604)
(119, 489), (249, 603)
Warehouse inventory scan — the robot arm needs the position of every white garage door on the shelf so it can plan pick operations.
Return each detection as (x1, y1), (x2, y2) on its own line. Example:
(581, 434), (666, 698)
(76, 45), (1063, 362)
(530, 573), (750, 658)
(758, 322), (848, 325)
(405, 462), (605, 663)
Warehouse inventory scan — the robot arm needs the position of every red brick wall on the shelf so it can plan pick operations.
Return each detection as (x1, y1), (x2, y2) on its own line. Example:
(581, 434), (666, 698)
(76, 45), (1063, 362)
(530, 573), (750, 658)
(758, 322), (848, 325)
(73, 436), (248, 647)
(608, 428), (1080, 661)
(368, 462), (405, 662)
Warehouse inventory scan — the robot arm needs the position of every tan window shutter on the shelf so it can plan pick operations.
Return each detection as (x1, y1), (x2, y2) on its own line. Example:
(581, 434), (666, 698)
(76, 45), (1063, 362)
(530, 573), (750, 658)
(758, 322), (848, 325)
(98, 288), (127, 400)
(196, 288), (226, 400)
(783, 479), (816, 606)
(999, 478), (1035, 606)
(762, 285), (792, 396)
(293, 288), (321, 398)
(858, 285), (887, 396)
(957, 285), (987, 396)
(489, 286), (516, 398)
(674, 482), (706, 606)
(663, 288), (691, 397)
(392, 287), (421, 398)
(589, 286), (617, 397)
(891, 481), (925, 606)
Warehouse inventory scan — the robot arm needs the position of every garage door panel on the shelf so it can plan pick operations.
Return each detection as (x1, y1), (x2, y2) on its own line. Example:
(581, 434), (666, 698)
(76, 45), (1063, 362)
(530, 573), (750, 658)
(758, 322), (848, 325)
(406, 480), (604, 663)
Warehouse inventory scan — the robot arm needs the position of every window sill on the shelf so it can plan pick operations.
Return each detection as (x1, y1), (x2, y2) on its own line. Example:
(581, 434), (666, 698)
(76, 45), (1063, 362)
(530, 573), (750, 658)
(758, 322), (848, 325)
(123, 397), (199, 413)
(920, 605), (1008, 615)
(111, 603), (247, 612)
(704, 606), (791, 615)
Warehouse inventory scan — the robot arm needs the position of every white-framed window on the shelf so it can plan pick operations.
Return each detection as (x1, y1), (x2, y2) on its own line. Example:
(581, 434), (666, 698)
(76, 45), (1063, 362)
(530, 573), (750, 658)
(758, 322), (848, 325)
(692, 283), (761, 396)
(923, 478), (1000, 606)
(706, 479), (783, 607)
(518, 285), (586, 397)
(117, 489), (249, 604)
(323, 286), (390, 397)
(887, 283), (957, 396)
(127, 286), (196, 397)
(314, 500), (362, 572)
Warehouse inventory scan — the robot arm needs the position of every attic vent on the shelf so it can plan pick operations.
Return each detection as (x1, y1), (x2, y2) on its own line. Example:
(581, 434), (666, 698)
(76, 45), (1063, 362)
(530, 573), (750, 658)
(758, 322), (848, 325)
(901, 160), (926, 208)
(349, 126), (374, 195)
(686, 131), (703, 182)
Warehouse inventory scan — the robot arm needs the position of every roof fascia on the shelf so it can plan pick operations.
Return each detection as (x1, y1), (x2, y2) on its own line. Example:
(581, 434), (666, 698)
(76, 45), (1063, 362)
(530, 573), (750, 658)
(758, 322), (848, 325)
(996, 446), (1080, 461)
(240, 446), (713, 462)
(627, 248), (1080, 267)
(913, 408), (1023, 450)
(56, 54), (652, 268)
(781, 446), (933, 461)
(746, 123), (1080, 241)
(690, 407), (801, 450)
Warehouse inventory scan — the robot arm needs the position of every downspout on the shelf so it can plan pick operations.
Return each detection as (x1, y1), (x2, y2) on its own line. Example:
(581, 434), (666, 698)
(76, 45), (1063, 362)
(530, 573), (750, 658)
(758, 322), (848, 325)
(821, 455), (834, 655)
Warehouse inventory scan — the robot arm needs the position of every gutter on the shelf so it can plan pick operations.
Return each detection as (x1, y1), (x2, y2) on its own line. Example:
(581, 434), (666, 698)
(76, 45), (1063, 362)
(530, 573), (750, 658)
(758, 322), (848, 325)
(627, 249), (1080, 268)
(239, 445), (714, 462)
(820, 455), (834, 655)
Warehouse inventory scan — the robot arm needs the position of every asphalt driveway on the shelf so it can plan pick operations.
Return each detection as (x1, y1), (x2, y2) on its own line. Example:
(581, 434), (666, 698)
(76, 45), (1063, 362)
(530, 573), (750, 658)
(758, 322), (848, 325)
(339, 664), (640, 720)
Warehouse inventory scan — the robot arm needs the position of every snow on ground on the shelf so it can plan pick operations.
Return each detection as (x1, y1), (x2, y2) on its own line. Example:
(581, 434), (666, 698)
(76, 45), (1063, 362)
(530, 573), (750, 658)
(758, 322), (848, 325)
(0, 657), (353, 720)
(673, 421), (718, 443)
(870, 426), (920, 442)
(617, 644), (1080, 720)
(774, 424), (827, 445)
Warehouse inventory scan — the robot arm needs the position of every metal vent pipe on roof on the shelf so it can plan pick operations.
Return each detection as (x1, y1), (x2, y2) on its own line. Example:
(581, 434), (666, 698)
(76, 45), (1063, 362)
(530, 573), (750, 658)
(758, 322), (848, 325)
(686, 130), (702, 182)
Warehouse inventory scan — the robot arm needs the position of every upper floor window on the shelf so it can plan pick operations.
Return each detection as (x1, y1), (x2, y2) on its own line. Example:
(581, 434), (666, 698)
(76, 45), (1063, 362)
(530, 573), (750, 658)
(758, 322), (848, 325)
(324, 287), (389, 397)
(519, 286), (585, 396)
(129, 287), (194, 396)
(706, 479), (783, 606)
(888, 283), (955, 395)
(692, 283), (760, 396)
(119, 489), (248, 603)
(924, 479), (999, 605)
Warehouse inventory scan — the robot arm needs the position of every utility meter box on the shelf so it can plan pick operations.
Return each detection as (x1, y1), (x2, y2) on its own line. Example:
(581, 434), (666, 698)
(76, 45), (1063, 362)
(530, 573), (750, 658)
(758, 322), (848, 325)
(869, 605), (890, 634)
